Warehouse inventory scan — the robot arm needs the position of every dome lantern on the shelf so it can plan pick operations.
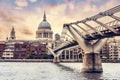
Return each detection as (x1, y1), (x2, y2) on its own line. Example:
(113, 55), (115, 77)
(43, 11), (46, 21)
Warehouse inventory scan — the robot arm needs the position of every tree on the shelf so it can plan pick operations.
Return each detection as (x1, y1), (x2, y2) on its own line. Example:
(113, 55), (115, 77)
(42, 54), (48, 59)
(27, 51), (34, 59)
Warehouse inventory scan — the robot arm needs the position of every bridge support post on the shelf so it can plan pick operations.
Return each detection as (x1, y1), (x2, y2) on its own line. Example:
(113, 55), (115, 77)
(82, 53), (103, 73)
(53, 56), (60, 63)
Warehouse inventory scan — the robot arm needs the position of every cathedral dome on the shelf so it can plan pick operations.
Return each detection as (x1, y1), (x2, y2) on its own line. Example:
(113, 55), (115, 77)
(38, 21), (51, 29)
(38, 12), (51, 29)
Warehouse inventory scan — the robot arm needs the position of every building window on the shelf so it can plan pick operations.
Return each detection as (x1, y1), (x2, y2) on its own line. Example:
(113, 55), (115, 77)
(43, 32), (48, 38)
(39, 33), (42, 38)
(49, 33), (52, 38)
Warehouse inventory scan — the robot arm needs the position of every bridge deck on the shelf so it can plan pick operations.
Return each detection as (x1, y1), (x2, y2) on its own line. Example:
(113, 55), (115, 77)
(85, 26), (120, 40)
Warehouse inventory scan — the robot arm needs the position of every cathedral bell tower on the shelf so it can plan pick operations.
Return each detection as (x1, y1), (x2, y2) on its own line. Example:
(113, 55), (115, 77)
(10, 27), (16, 40)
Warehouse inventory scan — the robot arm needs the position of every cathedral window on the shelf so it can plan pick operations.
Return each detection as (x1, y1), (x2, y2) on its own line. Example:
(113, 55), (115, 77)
(44, 32), (48, 38)
(39, 33), (42, 38)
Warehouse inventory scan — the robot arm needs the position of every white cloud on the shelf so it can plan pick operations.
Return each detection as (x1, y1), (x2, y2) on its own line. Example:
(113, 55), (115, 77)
(29, 0), (37, 3)
(87, 0), (100, 3)
(0, 0), (120, 40)
(14, 7), (22, 10)
(15, 0), (28, 7)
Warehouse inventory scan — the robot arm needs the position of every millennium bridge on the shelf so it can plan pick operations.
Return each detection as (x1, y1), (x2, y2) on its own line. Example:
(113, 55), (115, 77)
(48, 5), (120, 73)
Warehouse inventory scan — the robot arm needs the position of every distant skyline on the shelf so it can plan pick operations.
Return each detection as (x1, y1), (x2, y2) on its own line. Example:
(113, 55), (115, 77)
(0, 0), (120, 40)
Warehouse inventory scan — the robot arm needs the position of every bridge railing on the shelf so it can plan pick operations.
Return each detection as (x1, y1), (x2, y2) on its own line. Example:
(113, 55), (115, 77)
(83, 20), (120, 35)
(96, 20), (119, 31)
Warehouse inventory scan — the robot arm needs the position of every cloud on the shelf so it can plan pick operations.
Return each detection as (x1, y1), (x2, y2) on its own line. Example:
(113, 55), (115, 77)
(20, 28), (33, 35)
(15, 0), (28, 7)
(41, 0), (64, 6)
(87, 0), (100, 3)
(14, 7), (22, 10)
(29, 0), (37, 3)
(0, 0), (120, 40)
(0, 11), (16, 23)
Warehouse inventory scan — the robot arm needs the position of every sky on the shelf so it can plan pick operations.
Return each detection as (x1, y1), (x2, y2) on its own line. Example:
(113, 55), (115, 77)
(0, 0), (120, 40)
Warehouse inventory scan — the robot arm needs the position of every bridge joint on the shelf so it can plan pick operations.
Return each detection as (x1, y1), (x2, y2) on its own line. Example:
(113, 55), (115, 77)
(99, 12), (113, 16)
(63, 24), (70, 28)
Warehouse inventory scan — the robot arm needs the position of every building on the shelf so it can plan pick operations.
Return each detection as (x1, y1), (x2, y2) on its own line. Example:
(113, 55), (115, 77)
(2, 41), (15, 59)
(0, 42), (5, 58)
(14, 42), (27, 59)
(14, 41), (47, 59)
(54, 36), (84, 62)
(0, 27), (47, 59)
(101, 43), (109, 59)
(0, 12), (55, 59)
(54, 33), (62, 48)
(108, 41), (120, 60)
(36, 12), (53, 48)
(2, 27), (16, 59)
(55, 33), (60, 41)
(26, 42), (47, 59)
(59, 46), (84, 62)
(1, 40), (47, 59)
(101, 40), (120, 61)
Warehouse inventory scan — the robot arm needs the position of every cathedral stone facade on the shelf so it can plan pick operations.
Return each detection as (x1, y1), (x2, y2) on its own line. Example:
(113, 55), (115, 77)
(36, 12), (53, 41)
(36, 12), (53, 48)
